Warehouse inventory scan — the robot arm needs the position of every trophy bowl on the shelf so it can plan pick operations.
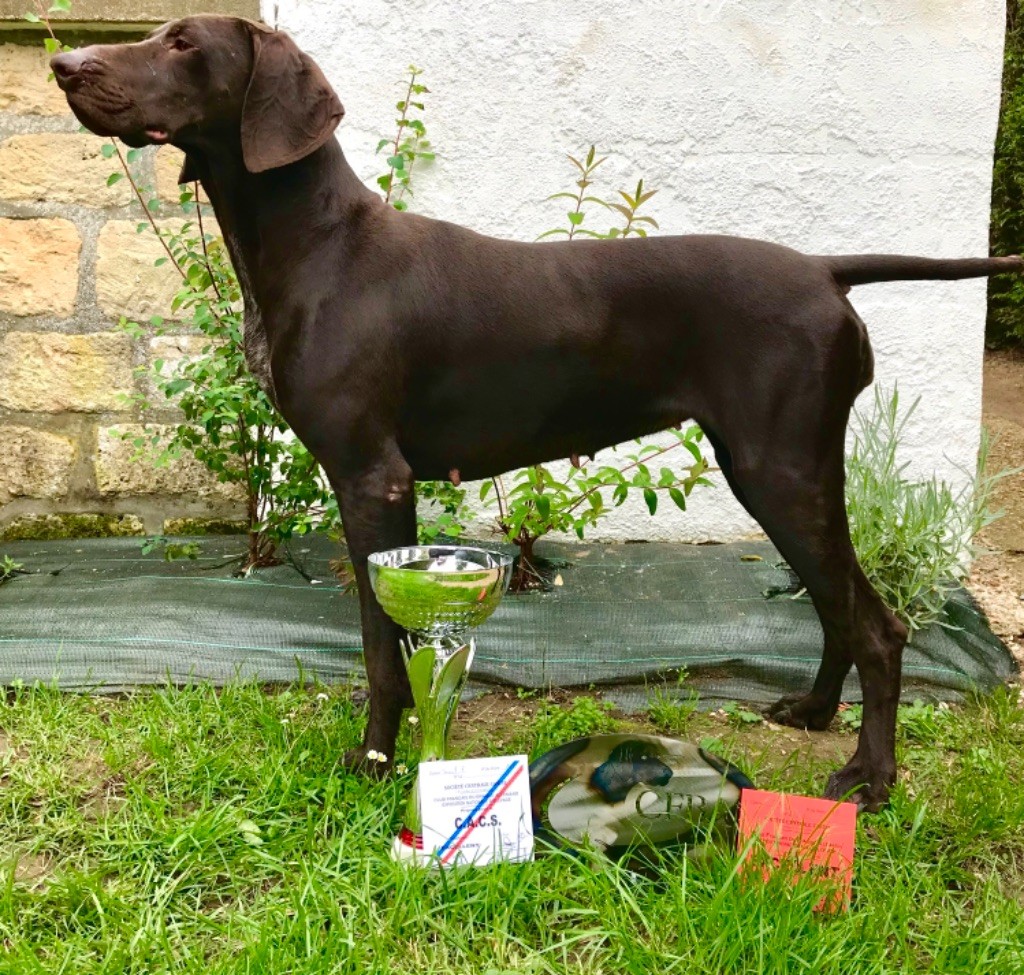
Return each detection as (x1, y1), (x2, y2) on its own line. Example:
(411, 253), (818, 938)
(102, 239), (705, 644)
(367, 545), (514, 645)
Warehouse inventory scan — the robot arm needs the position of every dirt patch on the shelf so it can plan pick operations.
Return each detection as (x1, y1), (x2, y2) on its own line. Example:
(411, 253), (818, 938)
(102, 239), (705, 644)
(10, 852), (54, 888)
(68, 743), (133, 821)
(80, 776), (129, 821)
(969, 349), (1024, 669)
(452, 690), (854, 779)
(450, 691), (544, 754)
(982, 348), (1024, 426)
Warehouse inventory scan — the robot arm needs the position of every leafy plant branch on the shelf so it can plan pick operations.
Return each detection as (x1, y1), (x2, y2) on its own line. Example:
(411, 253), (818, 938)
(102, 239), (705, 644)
(376, 65), (435, 211)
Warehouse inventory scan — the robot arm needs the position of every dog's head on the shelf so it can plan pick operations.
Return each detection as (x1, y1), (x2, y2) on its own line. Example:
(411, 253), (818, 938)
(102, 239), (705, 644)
(50, 15), (343, 176)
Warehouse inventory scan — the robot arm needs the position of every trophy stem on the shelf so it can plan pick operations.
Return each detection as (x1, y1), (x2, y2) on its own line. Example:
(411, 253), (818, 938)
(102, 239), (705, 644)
(392, 635), (476, 864)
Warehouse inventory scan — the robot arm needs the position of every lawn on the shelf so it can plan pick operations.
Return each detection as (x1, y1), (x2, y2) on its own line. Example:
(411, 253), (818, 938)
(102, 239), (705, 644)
(1, 683), (1022, 974)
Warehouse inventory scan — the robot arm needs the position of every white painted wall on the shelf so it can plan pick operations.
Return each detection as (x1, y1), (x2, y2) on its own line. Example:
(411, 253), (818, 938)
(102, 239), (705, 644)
(264, 0), (1004, 542)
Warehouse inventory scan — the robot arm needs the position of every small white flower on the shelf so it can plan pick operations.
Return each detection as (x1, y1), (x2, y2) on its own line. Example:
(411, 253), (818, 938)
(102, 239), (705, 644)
(366, 749), (380, 761)
(407, 715), (420, 725)
(395, 763), (408, 775)
(375, 752), (388, 763)
(316, 692), (329, 702)
(280, 718), (290, 725)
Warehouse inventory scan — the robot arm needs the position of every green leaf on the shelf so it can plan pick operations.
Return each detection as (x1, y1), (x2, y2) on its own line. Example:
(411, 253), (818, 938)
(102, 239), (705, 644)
(106, 172), (123, 186)
(386, 155), (405, 170)
(43, 37), (61, 54)
(101, 144), (116, 159)
(643, 489), (658, 515)
(683, 441), (704, 464)
(668, 487), (687, 511)
(567, 211), (584, 226)
(536, 494), (551, 520)
(24, 11), (41, 21)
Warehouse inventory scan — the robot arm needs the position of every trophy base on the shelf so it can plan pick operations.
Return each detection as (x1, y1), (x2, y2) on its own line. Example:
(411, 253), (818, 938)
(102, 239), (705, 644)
(391, 827), (432, 866)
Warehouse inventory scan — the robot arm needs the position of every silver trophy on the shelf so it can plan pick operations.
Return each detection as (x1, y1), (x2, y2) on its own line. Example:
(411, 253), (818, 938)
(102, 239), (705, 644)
(367, 545), (514, 863)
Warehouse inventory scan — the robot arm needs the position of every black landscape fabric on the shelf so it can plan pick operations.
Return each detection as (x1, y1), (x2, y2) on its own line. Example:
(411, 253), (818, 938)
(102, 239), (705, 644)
(0, 535), (1014, 708)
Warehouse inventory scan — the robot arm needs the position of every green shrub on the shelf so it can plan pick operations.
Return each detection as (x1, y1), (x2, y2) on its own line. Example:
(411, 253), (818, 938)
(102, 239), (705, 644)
(648, 671), (700, 735)
(845, 386), (1006, 633)
(989, 2), (1024, 346)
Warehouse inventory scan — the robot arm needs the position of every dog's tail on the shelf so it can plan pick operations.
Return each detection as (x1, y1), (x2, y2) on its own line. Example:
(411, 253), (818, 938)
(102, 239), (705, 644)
(823, 253), (1023, 288)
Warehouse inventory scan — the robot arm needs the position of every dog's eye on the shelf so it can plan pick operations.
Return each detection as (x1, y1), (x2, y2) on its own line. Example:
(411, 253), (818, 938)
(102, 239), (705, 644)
(170, 36), (194, 52)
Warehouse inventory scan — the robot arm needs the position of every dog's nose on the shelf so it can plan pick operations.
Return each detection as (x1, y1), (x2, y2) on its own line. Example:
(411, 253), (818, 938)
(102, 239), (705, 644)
(50, 49), (90, 83)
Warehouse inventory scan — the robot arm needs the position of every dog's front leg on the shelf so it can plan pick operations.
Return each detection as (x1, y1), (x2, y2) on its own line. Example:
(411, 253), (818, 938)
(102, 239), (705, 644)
(330, 446), (417, 771)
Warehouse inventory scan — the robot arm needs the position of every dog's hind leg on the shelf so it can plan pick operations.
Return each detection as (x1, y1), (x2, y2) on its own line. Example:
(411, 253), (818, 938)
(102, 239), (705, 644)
(327, 444), (418, 771)
(707, 417), (907, 810)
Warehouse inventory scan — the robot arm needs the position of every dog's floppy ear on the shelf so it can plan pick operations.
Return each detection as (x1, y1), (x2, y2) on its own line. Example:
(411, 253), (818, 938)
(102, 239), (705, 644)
(241, 29), (344, 174)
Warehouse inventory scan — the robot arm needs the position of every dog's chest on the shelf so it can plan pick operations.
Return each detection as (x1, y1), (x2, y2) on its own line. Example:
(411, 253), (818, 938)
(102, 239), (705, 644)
(223, 229), (278, 407)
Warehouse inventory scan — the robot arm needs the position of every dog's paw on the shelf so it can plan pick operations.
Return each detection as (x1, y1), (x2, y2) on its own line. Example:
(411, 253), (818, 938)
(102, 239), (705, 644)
(343, 745), (393, 778)
(824, 763), (891, 813)
(765, 692), (836, 732)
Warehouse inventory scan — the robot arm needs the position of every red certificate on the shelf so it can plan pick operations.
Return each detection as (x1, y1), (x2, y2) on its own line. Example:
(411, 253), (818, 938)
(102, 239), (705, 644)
(737, 788), (857, 912)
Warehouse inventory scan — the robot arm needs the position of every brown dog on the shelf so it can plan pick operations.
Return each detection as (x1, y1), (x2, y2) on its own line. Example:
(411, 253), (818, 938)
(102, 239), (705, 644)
(51, 15), (1020, 809)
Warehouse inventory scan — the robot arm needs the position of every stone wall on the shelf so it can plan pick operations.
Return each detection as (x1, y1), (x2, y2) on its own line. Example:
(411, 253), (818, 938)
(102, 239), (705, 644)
(0, 10), (255, 539)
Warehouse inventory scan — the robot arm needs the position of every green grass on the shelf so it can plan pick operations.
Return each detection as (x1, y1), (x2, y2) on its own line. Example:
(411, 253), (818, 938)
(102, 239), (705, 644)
(1, 684), (1022, 973)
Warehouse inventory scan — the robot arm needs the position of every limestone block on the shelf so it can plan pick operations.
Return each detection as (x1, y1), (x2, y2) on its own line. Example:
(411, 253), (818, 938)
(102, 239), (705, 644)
(0, 44), (71, 116)
(0, 425), (76, 500)
(0, 513), (145, 541)
(145, 333), (211, 403)
(96, 424), (244, 501)
(0, 134), (133, 206)
(162, 517), (247, 535)
(0, 218), (80, 317)
(95, 218), (225, 320)
(154, 145), (209, 205)
(0, 332), (134, 412)
(0, 0), (261, 25)
(95, 219), (186, 320)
